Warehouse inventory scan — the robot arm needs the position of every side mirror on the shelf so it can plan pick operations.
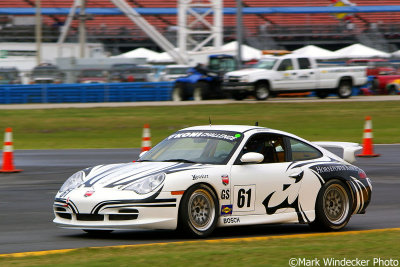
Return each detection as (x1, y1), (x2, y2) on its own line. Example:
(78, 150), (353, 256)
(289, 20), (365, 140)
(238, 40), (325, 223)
(139, 151), (148, 158)
(240, 152), (264, 164)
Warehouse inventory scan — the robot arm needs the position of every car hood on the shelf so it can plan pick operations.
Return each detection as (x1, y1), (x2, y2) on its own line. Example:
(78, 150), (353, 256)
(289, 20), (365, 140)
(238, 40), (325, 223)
(79, 161), (204, 189)
(226, 68), (269, 76)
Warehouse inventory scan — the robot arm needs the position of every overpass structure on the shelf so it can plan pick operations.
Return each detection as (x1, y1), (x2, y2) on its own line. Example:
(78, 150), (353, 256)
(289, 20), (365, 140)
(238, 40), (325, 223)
(1, 4), (400, 57)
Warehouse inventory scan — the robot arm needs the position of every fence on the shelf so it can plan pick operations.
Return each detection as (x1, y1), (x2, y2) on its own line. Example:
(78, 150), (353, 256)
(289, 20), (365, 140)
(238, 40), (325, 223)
(0, 82), (173, 104)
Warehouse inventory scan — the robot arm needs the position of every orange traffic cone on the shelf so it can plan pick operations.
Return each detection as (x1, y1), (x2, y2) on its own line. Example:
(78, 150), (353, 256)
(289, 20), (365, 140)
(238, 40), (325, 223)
(0, 128), (23, 173)
(357, 116), (380, 157)
(141, 124), (152, 152)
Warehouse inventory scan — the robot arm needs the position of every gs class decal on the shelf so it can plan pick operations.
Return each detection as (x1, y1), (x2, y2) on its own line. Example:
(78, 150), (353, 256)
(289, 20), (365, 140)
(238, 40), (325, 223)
(220, 189), (230, 200)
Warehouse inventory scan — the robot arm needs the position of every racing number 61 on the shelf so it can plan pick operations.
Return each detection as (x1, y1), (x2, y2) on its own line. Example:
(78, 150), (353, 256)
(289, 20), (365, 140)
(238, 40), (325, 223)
(234, 185), (255, 211)
(237, 188), (251, 208)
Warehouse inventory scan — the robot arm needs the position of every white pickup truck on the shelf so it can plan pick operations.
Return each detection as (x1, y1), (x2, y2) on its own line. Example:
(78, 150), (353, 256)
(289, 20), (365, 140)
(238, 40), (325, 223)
(222, 55), (368, 100)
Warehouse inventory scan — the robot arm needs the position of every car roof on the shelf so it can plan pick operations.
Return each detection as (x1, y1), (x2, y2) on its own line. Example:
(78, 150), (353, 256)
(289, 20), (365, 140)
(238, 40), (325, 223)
(347, 59), (388, 62)
(165, 65), (189, 68)
(180, 125), (267, 133)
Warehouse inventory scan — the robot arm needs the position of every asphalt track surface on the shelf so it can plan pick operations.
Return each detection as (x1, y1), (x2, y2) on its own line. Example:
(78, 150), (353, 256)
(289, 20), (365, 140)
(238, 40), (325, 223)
(0, 95), (399, 110)
(0, 145), (399, 254)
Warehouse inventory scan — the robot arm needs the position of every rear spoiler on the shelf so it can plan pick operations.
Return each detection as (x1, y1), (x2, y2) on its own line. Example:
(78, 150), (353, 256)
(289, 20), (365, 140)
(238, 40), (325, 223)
(313, 142), (362, 164)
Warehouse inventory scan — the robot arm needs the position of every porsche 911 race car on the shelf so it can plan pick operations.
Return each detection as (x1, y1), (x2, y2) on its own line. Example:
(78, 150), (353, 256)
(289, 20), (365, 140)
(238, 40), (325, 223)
(53, 125), (372, 237)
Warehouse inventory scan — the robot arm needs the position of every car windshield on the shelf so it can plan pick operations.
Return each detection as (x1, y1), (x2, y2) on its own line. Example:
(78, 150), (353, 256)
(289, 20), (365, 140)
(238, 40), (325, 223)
(166, 67), (189, 75)
(32, 67), (60, 76)
(253, 59), (277, 70)
(80, 70), (104, 77)
(138, 130), (243, 165)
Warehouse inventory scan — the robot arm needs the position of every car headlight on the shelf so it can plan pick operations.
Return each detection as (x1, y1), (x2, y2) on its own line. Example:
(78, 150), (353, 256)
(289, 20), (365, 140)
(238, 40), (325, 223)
(59, 171), (85, 192)
(124, 173), (165, 194)
(240, 75), (249, 82)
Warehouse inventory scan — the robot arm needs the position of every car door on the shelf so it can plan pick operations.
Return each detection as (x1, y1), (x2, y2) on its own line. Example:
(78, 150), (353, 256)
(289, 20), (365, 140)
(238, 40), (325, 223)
(294, 58), (317, 90)
(273, 58), (299, 90)
(229, 133), (304, 217)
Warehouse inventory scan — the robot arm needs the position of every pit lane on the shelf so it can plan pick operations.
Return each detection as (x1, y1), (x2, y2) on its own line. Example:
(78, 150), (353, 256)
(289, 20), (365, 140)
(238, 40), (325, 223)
(0, 145), (399, 254)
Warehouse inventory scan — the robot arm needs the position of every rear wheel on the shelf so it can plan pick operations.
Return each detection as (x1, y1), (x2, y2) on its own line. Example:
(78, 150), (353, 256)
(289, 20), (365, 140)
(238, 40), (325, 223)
(388, 85), (398, 95)
(254, 83), (270, 100)
(172, 84), (185, 101)
(178, 184), (218, 237)
(315, 90), (329, 99)
(337, 80), (352, 98)
(310, 179), (352, 231)
(371, 78), (380, 94)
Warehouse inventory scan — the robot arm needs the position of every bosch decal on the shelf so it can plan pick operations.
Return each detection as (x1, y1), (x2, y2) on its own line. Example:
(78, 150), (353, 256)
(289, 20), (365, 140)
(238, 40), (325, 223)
(223, 217), (240, 224)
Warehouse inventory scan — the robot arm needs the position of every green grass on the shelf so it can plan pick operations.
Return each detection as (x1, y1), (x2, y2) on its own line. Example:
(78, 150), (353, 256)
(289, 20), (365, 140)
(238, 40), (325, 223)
(1, 230), (399, 267)
(1, 101), (399, 149)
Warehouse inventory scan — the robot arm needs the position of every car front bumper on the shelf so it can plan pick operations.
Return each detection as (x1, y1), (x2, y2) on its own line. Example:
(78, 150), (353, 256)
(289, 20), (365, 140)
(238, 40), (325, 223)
(222, 82), (254, 91)
(53, 190), (180, 231)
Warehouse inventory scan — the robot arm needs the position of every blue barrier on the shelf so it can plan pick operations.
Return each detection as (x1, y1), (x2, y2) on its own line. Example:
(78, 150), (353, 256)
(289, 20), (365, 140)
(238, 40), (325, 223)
(0, 82), (174, 104)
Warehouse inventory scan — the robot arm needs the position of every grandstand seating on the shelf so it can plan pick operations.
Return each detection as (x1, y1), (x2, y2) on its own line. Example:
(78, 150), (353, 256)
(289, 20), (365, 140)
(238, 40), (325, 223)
(0, 0), (399, 51)
(1, 1), (399, 31)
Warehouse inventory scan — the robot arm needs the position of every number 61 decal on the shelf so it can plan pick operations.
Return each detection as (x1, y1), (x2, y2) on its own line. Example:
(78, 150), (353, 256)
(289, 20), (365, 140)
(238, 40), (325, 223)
(233, 185), (255, 211)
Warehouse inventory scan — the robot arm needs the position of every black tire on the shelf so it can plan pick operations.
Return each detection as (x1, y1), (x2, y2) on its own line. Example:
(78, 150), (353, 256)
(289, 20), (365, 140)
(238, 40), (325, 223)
(315, 90), (329, 99)
(254, 83), (270, 100)
(310, 179), (353, 231)
(172, 84), (185, 101)
(193, 82), (208, 101)
(337, 80), (352, 99)
(178, 184), (219, 238)
(83, 229), (113, 235)
(388, 85), (398, 95)
(371, 78), (380, 94)
(231, 92), (246, 101)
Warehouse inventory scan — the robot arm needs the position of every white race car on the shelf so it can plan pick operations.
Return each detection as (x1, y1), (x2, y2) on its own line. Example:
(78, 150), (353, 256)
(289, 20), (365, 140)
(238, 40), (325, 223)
(53, 125), (372, 237)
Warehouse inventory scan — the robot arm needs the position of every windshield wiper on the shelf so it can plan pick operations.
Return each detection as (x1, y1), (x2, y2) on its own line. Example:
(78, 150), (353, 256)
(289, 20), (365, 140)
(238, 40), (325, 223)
(162, 159), (197, 163)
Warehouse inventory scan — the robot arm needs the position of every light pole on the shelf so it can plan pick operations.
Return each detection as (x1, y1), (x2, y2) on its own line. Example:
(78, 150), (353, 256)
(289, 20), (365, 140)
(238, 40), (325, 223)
(79, 0), (87, 58)
(236, 0), (243, 68)
(35, 0), (42, 65)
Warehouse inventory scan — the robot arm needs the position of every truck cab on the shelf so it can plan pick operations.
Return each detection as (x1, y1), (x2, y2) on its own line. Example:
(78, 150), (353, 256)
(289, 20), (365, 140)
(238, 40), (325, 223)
(223, 54), (367, 100)
(172, 54), (237, 101)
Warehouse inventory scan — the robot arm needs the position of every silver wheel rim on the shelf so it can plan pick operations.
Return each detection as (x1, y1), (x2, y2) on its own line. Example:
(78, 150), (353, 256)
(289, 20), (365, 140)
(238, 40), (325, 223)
(188, 189), (215, 231)
(172, 88), (182, 101)
(339, 84), (352, 97)
(256, 86), (269, 99)
(323, 184), (349, 225)
(193, 88), (203, 101)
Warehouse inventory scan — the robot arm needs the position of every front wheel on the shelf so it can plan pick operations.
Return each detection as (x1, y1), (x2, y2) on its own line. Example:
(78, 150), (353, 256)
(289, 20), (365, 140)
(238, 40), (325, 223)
(337, 80), (352, 98)
(178, 184), (218, 237)
(310, 179), (352, 231)
(254, 83), (270, 100)
(172, 85), (185, 101)
(193, 82), (208, 101)
(231, 91), (246, 100)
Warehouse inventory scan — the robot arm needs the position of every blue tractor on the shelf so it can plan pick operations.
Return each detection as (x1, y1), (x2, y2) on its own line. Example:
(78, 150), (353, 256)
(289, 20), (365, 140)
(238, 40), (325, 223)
(172, 54), (237, 101)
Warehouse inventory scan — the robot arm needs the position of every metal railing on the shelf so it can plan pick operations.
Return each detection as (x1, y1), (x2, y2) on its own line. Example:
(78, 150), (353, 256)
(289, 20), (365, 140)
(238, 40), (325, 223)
(0, 81), (173, 104)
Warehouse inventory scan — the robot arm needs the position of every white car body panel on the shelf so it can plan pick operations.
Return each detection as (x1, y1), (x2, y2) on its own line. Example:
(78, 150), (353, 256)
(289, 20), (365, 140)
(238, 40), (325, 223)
(53, 125), (371, 233)
(223, 55), (367, 93)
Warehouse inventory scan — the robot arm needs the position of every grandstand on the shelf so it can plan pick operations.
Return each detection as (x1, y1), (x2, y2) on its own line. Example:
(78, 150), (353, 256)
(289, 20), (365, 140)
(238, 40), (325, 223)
(0, 0), (399, 54)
